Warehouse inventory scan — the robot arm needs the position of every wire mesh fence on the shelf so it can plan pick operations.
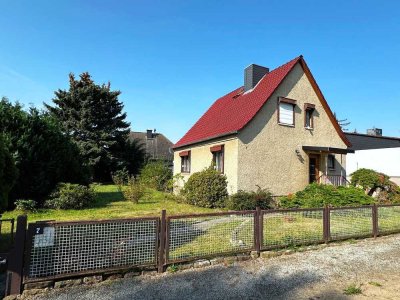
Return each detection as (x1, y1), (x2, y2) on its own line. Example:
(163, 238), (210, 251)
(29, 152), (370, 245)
(262, 209), (324, 249)
(25, 218), (159, 280)
(329, 207), (373, 240)
(377, 205), (400, 234)
(14, 204), (400, 287)
(166, 212), (255, 263)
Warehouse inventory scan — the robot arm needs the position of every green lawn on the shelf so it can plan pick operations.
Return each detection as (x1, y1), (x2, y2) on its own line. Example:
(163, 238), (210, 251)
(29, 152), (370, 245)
(1, 185), (222, 223)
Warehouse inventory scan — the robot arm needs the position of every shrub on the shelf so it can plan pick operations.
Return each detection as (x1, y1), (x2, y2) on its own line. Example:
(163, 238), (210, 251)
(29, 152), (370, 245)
(45, 183), (95, 209)
(226, 186), (274, 210)
(181, 166), (228, 208)
(279, 183), (374, 208)
(15, 199), (37, 212)
(351, 168), (390, 195)
(123, 176), (145, 203)
(111, 168), (129, 191)
(139, 160), (172, 191)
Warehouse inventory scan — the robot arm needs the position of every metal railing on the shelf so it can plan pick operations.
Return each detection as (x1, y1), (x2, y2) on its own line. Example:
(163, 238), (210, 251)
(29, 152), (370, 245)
(5, 204), (400, 296)
(317, 175), (350, 186)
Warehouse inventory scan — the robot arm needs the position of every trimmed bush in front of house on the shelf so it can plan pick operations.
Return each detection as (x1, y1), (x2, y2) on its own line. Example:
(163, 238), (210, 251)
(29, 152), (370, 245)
(226, 187), (274, 210)
(181, 166), (228, 208)
(279, 183), (374, 208)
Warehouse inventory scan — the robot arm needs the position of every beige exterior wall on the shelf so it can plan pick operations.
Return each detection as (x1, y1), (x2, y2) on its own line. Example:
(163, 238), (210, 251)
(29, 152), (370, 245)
(173, 137), (239, 194)
(237, 62), (348, 195)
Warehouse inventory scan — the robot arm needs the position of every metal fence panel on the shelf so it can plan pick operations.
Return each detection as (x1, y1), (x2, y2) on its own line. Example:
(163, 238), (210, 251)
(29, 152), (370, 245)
(330, 207), (373, 240)
(25, 218), (159, 280)
(378, 206), (400, 234)
(166, 212), (255, 263)
(262, 209), (324, 249)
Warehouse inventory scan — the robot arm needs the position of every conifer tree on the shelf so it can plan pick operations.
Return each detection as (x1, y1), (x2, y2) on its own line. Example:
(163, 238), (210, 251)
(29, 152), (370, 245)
(46, 73), (131, 181)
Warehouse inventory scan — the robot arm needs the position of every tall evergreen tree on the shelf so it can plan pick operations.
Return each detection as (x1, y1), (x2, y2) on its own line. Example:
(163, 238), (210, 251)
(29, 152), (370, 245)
(0, 134), (18, 212)
(45, 73), (131, 181)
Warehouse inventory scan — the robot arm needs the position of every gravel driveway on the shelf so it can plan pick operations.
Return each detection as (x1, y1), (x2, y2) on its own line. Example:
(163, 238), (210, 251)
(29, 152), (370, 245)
(32, 234), (400, 300)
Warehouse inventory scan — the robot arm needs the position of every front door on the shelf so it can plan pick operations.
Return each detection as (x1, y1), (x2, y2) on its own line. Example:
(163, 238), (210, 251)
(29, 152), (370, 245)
(309, 155), (320, 183)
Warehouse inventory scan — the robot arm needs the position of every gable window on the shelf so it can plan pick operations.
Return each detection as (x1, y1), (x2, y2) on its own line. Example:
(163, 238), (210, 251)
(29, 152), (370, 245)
(180, 151), (191, 173)
(278, 97), (296, 126)
(304, 103), (315, 129)
(210, 145), (224, 173)
(327, 154), (335, 170)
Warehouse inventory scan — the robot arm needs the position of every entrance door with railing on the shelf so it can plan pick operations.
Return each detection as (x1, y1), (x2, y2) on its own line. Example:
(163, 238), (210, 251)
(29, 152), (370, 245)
(309, 154), (320, 184)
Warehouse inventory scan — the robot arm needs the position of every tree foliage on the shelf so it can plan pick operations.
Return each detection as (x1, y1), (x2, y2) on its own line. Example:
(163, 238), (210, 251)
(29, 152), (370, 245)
(0, 97), (88, 207)
(139, 160), (172, 191)
(45, 72), (131, 181)
(0, 135), (18, 212)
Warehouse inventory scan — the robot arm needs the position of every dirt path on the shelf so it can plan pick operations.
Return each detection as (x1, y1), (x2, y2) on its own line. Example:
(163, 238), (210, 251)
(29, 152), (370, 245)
(30, 234), (400, 300)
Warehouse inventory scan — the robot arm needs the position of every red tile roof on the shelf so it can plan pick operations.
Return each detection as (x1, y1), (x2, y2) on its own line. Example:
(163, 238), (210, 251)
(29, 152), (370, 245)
(174, 56), (350, 148)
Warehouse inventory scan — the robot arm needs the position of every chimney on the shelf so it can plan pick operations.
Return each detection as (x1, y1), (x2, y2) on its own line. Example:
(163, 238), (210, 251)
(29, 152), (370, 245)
(367, 128), (382, 136)
(146, 129), (153, 139)
(244, 64), (269, 92)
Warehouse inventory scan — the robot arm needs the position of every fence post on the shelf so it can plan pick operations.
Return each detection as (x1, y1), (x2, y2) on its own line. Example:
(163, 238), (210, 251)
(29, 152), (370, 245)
(158, 210), (166, 273)
(5, 215), (27, 296)
(372, 204), (378, 238)
(323, 205), (330, 244)
(254, 207), (261, 254)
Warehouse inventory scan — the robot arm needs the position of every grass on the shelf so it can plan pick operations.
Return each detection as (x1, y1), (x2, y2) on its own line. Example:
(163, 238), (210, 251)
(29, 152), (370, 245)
(368, 281), (382, 287)
(343, 283), (362, 295)
(1, 185), (222, 223)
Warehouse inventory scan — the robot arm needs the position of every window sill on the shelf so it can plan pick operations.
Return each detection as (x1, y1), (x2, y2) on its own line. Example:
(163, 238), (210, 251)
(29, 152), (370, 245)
(181, 172), (191, 175)
(278, 123), (295, 128)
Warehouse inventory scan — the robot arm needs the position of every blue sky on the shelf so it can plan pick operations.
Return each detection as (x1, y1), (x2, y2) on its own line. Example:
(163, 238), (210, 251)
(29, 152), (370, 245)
(0, 1), (399, 142)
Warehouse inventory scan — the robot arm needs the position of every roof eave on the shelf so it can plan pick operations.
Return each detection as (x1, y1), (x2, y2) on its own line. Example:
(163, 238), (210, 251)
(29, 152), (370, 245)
(172, 131), (238, 150)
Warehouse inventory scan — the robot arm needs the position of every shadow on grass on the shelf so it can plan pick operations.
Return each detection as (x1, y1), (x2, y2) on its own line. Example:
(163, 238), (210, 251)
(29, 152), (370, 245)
(92, 190), (125, 207)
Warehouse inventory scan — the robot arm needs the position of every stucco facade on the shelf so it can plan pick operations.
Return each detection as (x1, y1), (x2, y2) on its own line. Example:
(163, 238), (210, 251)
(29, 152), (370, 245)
(173, 137), (239, 193)
(237, 63), (347, 195)
(173, 59), (349, 196)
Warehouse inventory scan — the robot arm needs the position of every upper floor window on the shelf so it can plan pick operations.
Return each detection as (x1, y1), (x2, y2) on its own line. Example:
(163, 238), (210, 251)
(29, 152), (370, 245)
(328, 154), (335, 170)
(278, 97), (296, 126)
(304, 103), (315, 129)
(210, 145), (224, 173)
(180, 151), (191, 173)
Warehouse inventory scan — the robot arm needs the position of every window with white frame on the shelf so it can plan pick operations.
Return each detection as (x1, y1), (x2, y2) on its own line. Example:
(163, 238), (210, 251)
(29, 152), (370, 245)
(278, 97), (296, 126)
(210, 145), (224, 173)
(180, 151), (191, 173)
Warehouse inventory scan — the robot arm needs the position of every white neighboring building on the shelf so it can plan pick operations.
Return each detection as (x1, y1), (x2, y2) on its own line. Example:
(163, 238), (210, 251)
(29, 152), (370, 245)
(345, 130), (400, 185)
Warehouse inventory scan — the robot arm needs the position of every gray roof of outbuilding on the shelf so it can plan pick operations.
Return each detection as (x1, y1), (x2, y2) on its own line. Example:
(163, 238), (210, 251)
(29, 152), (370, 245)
(345, 132), (400, 150)
(129, 131), (173, 161)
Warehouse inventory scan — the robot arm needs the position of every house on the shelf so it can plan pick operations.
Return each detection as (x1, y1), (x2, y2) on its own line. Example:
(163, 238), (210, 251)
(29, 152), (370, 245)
(172, 56), (353, 195)
(130, 129), (173, 163)
(345, 129), (400, 185)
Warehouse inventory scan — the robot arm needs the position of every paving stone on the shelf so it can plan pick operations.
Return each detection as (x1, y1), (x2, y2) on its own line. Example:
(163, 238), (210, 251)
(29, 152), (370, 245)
(83, 275), (103, 285)
(193, 259), (211, 268)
